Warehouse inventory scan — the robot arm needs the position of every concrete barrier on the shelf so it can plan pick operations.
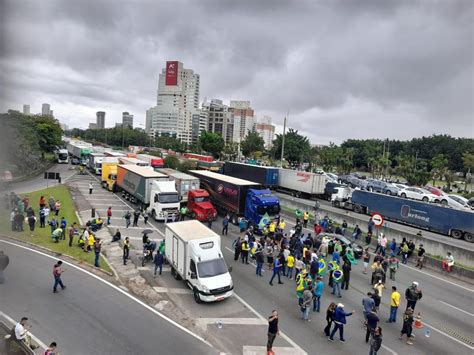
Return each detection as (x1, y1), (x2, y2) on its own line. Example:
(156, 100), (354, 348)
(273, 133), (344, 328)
(278, 193), (474, 270)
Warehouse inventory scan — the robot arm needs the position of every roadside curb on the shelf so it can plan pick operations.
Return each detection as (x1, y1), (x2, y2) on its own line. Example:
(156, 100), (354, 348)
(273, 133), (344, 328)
(0, 233), (114, 278)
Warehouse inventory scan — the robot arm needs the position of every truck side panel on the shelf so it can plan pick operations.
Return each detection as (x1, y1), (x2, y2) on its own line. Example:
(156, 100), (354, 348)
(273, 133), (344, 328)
(117, 166), (148, 204)
(278, 169), (325, 195)
(351, 190), (474, 236)
(165, 229), (187, 278)
(224, 163), (278, 186)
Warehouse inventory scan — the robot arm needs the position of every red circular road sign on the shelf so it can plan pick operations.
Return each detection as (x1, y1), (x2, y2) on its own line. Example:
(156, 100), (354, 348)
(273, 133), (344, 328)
(371, 213), (384, 227)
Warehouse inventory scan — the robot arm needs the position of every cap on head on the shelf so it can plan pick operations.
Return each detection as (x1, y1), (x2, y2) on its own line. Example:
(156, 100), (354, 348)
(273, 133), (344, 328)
(412, 281), (419, 286)
(338, 303), (344, 308)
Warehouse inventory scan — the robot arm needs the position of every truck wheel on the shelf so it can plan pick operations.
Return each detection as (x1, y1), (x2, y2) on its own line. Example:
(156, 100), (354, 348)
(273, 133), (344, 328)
(295, 191), (302, 198)
(193, 288), (202, 304)
(353, 205), (363, 214)
(451, 230), (463, 239)
(334, 200), (340, 208)
(464, 233), (474, 243)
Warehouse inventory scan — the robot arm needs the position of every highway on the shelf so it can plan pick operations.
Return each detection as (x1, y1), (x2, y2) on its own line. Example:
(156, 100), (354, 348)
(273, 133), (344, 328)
(0, 240), (216, 355)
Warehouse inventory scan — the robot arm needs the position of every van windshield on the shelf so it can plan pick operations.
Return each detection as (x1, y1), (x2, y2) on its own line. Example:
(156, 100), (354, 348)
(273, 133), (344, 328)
(158, 193), (179, 203)
(197, 258), (228, 278)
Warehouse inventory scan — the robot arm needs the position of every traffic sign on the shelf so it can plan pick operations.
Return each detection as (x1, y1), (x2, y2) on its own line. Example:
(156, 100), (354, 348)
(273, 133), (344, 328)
(371, 213), (384, 227)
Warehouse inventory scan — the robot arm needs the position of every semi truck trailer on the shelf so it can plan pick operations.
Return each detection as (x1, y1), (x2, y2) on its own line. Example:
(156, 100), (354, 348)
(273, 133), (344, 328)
(101, 157), (120, 191)
(278, 169), (327, 198)
(223, 162), (279, 187)
(156, 168), (200, 203)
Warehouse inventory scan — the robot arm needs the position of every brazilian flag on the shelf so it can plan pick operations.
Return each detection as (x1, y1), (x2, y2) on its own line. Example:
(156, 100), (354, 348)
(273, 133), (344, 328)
(345, 248), (358, 265)
(258, 213), (271, 229)
(295, 209), (303, 218)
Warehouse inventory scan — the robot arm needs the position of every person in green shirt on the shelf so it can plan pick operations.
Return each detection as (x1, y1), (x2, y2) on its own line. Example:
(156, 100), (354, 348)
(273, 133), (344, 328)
(180, 206), (188, 221)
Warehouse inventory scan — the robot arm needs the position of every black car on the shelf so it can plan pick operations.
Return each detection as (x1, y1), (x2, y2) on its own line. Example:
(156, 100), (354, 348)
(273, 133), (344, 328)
(316, 233), (363, 259)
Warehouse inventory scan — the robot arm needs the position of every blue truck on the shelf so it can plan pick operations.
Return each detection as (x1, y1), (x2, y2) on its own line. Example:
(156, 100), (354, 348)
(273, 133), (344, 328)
(188, 170), (280, 226)
(223, 162), (279, 187)
(333, 188), (474, 242)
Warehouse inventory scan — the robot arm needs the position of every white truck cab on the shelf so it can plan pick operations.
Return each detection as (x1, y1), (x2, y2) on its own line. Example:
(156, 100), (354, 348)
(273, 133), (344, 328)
(149, 180), (180, 221)
(165, 220), (234, 303)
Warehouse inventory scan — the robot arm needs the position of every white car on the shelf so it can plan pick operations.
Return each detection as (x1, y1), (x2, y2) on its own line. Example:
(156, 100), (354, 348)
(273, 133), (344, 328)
(398, 187), (439, 202)
(448, 195), (473, 209)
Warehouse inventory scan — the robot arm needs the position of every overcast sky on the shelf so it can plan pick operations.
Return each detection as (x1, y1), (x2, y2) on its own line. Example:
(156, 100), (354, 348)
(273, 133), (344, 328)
(1, 0), (473, 144)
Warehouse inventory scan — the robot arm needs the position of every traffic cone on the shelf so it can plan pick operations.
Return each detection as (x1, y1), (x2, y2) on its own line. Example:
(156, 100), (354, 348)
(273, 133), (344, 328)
(414, 313), (423, 329)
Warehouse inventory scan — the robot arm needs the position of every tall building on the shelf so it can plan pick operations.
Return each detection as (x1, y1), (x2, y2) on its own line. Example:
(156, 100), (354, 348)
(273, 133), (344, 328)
(229, 101), (254, 143)
(23, 104), (30, 115)
(41, 103), (51, 116)
(122, 112), (134, 128)
(96, 111), (105, 129)
(254, 116), (275, 149)
(191, 111), (208, 144)
(89, 123), (98, 129)
(146, 61), (200, 144)
(202, 99), (234, 143)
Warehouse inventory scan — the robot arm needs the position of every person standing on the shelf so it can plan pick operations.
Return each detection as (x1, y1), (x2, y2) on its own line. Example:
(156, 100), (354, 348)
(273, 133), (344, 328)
(89, 182), (93, 194)
(52, 261), (66, 293)
(241, 240), (250, 264)
(222, 215), (229, 236)
(365, 309), (379, 343)
(107, 206), (112, 225)
(415, 244), (425, 269)
(388, 255), (399, 281)
(154, 251), (164, 276)
(341, 260), (351, 290)
(303, 211), (310, 228)
(331, 270), (342, 298)
(60, 217), (67, 240)
(123, 210), (131, 228)
(379, 234), (388, 257)
(302, 285), (313, 321)
(267, 310), (279, 355)
(286, 253), (295, 279)
(94, 239), (102, 267)
(329, 304), (354, 342)
(39, 207), (46, 228)
(324, 302), (337, 336)
(68, 223), (76, 247)
(313, 277), (324, 312)
(388, 286), (400, 323)
(405, 282), (422, 310)
(269, 257), (283, 286)
(255, 246), (265, 277)
(362, 293), (375, 321)
(369, 327), (383, 355)
(133, 209), (140, 227)
(54, 200), (61, 216)
(401, 243), (409, 264)
(27, 214), (36, 233)
(44, 342), (58, 355)
(123, 237), (130, 265)
(373, 280), (385, 298)
(400, 308), (415, 345)
(179, 205), (187, 221)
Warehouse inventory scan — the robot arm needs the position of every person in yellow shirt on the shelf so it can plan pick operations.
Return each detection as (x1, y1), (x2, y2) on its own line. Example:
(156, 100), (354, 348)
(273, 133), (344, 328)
(388, 286), (401, 323)
(303, 211), (310, 228)
(287, 254), (295, 279)
(87, 233), (95, 252)
(278, 219), (286, 232)
(241, 240), (250, 264)
(269, 222), (276, 235)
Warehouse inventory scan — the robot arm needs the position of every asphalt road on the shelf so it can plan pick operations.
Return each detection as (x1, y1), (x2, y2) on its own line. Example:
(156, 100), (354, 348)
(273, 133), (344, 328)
(0, 240), (216, 355)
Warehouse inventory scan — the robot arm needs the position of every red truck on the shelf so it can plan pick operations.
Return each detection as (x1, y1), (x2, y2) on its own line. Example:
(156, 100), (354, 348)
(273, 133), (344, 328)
(187, 189), (217, 222)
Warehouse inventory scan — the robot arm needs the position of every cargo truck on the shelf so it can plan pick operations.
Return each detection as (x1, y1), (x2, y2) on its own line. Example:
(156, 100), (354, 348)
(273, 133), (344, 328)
(55, 149), (69, 164)
(188, 170), (280, 226)
(187, 189), (217, 222)
(223, 162), (279, 187)
(332, 188), (474, 242)
(138, 154), (164, 168)
(101, 157), (120, 191)
(116, 165), (167, 205)
(119, 157), (149, 166)
(67, 142), (92, 165)
(165, 220), (233, 303)
(278, 169), (327, 198)
(156, 168), (200, 203)
(148, 180), (181, 221)
(88, 152), (105, 175)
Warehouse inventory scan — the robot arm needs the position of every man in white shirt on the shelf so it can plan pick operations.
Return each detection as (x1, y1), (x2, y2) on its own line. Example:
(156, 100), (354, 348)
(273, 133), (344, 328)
(14, 317), (38, 349)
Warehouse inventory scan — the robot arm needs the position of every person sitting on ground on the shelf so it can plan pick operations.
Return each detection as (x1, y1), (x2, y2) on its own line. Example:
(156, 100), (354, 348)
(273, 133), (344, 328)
(442, 252), (454, 272)
(112, 229), (121, 242)
(96, 217), (104, 230)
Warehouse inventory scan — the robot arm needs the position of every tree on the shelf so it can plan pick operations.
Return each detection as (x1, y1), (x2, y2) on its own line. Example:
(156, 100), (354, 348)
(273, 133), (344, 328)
(430, 154), (448, 185)
(222, 142), (240, 161)
(272, 128), (311, 166)
(164, 155), (180, 169)
(199, 131), (224, 158)
(240, 132), (265, 157)
(462, 152), (474, 172)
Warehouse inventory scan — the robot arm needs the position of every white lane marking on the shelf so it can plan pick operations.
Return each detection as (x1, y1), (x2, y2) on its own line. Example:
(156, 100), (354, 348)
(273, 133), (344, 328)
(422, 319), (474, 350)
(0, 310), (48, 350)
(439, 300), (474, 317)
(87, 203), (125, 206)
(381, 344), (398, 355)
(243, 346), (305, 355)
(152, 287), (193, 295)
(0, 239), (214, 349)
(108, 225), (151, 230)
(281, 212), (474, 293)
(232, 293), (307, 355)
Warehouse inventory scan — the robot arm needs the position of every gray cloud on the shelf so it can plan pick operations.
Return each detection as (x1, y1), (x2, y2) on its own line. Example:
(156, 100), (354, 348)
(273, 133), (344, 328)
(1, 0), (472, 143)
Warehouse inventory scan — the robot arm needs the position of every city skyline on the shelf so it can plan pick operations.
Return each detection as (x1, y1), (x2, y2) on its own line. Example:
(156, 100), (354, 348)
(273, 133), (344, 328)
(0, 0), (472, 144)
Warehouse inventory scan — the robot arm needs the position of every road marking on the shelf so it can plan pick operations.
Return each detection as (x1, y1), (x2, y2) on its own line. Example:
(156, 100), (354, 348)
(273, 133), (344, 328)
(232, 293), (307, 355)
(439, 300), (474, 317)
(243, 346), (306, 355)
(196, 318), (266, 331)
(0, 309), (48, 350)
(88, 203), (127, 206)
(0, 239), (214, 349)
(108, 225), (151, 230)
(422, 319), (474, 350)
(153, 286), (193, 294)
(381, 344), (398, 355)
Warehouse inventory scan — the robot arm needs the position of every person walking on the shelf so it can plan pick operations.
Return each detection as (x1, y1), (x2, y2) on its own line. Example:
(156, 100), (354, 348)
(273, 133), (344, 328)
(301, 285), (313, 321)
(369, 327), (383, 355)
(267, 310), (279, 355)
(379, 234), (388, 256)
(269, 257), (283, 286)
(44, 342), (58, 355)
(341, 260), (351, 290)
(89, 182), (93, 194)
(388, 286), (401, 323)
(52, 261), (66, 293)
(329, 304), (354, 342)
(107, 206), (112, 225)
(415, 244), (425, 269)
(222, 215), (229, 236)
(94, 239), (102, 267)
(310, 257), (319, 280)
(405, 282), (422, 310)
(365, 309), (379, 343)
(154, 251), (164, 276)
(401, 243), (409, 264)
(124, 210), (131, 228)
(123, 237), (130, 265)
(324, 302), (337, 336)
(68, 223), (77, 247)
(400, 308), (415, 345)
(233, 237), (242, 261)
(133, 209), (140, 227)
(313, 277), (324, 312)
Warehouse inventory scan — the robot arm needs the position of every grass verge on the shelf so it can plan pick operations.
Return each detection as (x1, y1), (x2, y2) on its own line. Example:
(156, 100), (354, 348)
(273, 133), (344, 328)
(0, 185), (112, 273)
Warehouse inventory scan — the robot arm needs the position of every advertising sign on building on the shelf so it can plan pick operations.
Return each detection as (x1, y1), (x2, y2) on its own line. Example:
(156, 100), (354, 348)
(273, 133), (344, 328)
(165, 61), (179, 86)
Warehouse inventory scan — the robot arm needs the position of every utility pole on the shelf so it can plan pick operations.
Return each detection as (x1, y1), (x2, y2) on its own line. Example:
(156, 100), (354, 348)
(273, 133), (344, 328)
(280, 111), (288, 167)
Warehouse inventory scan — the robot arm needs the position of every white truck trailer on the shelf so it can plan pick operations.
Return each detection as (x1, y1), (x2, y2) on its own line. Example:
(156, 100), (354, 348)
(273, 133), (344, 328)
(277, 168), (327, 198)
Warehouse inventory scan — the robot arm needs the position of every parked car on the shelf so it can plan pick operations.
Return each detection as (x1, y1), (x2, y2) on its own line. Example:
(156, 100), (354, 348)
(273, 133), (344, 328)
(424, 186), (444, 197)
(316, 233), (363, 259)
(393, 183), (409, 190)
(366, 179), (400, 195)
(448, 195), (473, 209)
(326, 173), (339, 182)
(338, 174), (367, 190)
(71, 157), (80, 165)
(398, 187), (440, 202)
(469, 198), (474, 208)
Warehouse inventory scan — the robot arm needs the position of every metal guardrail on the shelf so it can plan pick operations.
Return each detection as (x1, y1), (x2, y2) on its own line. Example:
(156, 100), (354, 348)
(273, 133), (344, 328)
(0, 322), (34, 355)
